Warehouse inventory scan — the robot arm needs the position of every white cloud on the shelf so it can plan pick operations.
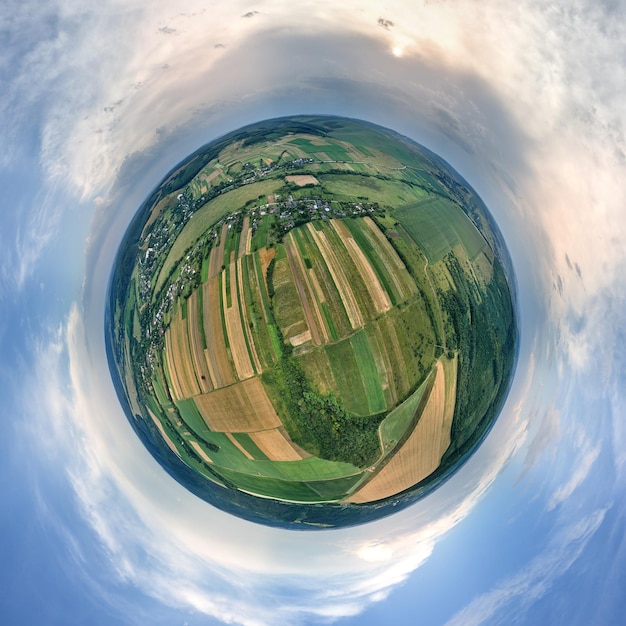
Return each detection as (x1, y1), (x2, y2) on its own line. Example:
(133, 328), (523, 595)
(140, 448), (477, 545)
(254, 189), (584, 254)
(547, 444), (601, 511)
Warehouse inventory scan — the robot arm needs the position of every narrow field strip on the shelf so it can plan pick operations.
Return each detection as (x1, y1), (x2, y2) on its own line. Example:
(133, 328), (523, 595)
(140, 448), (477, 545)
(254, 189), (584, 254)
(208, 223), (228, 279)
(237, 257), (262, 373)
(164, 327), (184, 401)
(147, 408), (180, 458)
(202, 276), (236, 388)
(170, 309), (202, 399)
(189, 440), (213, 464)
(222, 262), (255, 380)
(238, 216), (250, 258)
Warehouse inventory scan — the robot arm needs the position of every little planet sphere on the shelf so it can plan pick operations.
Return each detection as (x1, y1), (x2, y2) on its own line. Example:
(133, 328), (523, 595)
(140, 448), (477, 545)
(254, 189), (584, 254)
(107, 115), (517, 529)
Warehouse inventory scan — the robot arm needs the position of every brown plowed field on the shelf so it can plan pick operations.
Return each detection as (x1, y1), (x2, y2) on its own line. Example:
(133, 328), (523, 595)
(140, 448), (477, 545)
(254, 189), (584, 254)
(194, 378), (282, 432)
(346, 358), (454, 503)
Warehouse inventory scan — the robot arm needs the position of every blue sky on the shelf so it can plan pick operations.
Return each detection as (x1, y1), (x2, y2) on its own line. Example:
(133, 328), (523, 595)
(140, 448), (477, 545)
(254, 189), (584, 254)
(1, 1), (625, 624)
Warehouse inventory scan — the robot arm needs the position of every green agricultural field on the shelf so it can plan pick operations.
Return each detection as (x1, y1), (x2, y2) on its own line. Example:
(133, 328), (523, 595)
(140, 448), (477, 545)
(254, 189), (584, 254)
(351, 330), (387, 414)
(394, 197), (486, 264)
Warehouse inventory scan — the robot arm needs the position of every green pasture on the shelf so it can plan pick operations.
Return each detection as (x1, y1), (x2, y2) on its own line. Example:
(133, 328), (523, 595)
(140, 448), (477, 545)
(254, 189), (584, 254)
(320, 174), (427, 207)
(393, 197), (486, 264)
(351, 330), (387, 414)
(326, 338), (369, 416)
(215, 469), (324, 502)
(306, 473), (364, 499)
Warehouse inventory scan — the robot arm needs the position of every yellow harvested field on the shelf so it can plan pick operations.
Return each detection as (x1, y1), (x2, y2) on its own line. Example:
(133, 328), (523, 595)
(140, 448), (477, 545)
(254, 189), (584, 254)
(331, 220), (392, 314)
(285, 174), (319, 186)
(189, 440), (213, 464)
(307, 223), (363, 329)
(223, 262), (255, 380)
(226, 433), (255, 460)
(194, 378), (282, 432)
(187, 290), (213, 393)
(346, 358), (456, 503)
(249, 428), (306, 461)
(202, 276), (235, 388)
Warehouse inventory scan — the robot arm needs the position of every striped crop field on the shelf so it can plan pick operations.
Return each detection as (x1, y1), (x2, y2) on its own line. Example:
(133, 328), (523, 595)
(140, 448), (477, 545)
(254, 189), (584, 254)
(186, 290), (213, 393)
(283, 234), (323, 345)
(271, 252), (309, 344)
(350, 330), (387, 414)
(222, 261), (255, 380)
(238, 216), (251, 258)
(164, 307), (201, 400)
(306, 222), (364, 329)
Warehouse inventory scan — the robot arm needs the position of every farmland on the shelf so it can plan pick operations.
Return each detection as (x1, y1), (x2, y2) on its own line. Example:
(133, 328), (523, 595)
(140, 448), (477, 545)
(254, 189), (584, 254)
(107, 115), (517, 525)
